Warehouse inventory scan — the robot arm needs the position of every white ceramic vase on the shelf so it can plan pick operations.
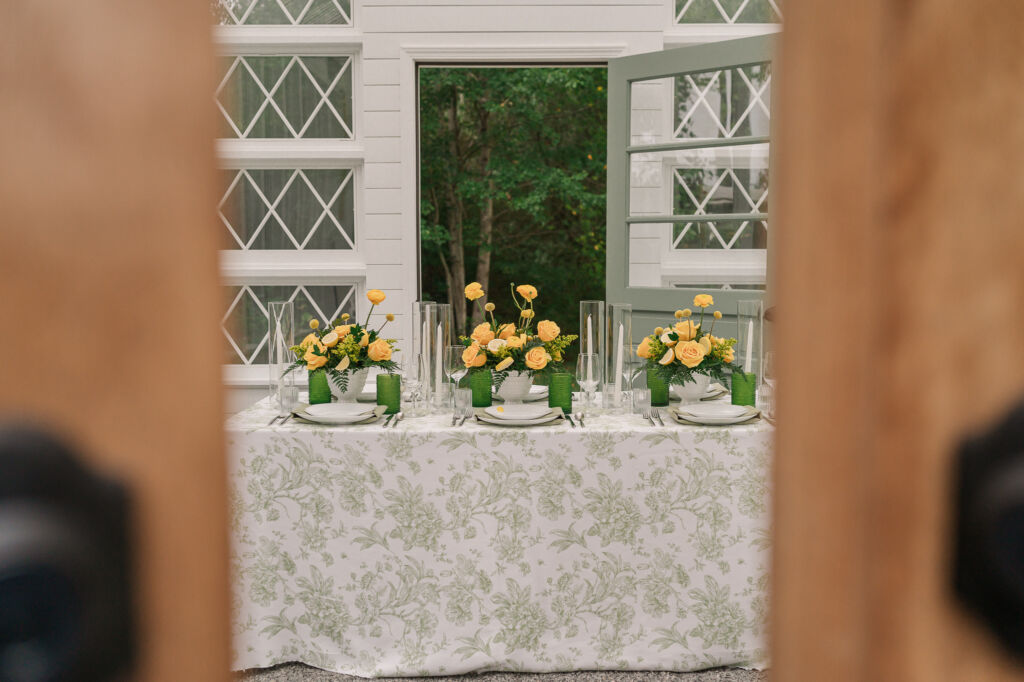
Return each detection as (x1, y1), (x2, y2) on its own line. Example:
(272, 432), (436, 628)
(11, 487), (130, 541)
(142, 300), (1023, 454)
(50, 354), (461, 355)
(495, 370), (533, 403)
(671, 373), (710, 404)
(329, 367), (369, 402)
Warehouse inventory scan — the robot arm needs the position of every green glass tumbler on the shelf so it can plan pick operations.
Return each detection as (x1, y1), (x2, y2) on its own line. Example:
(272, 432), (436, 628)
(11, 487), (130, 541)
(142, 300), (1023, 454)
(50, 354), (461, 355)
(731, 371), (757, 406)
(647, 372), (670, 407)
(548, 372), (573, 414)
(376, 373), (401, 415)
(469, 369), (493, 408)
(308, 369), (331, 405)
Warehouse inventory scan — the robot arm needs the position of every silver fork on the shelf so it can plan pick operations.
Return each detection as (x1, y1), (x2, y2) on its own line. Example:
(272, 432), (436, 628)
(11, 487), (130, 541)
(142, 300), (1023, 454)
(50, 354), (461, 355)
(652, 408), (665, 427)
(458, 406), (472, 426)
(641, 407), (655, 427)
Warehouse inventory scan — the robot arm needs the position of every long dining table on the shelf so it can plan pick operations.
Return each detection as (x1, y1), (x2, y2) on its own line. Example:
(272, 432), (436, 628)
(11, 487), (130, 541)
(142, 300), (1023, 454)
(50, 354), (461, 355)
(227, 396), (772, 676)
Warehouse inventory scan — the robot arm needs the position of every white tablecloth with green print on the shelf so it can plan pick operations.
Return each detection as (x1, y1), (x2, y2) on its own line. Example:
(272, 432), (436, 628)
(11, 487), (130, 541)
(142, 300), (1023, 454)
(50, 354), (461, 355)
(227, 398), (772, 677)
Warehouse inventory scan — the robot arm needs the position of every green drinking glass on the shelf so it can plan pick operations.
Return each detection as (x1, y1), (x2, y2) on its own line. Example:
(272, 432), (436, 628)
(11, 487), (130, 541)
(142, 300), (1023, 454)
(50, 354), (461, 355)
(469, 369), (493, 408)
(308, 369), (331, 405)
(548, 372), (573, 414)
(731, 371), (757, 406)
(376, 373), (401, 415)
(647, 372), (670, 407)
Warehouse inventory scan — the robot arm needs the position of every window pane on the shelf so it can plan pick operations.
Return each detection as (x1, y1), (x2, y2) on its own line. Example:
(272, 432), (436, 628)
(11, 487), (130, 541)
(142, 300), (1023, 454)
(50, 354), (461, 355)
(672, 219), (768, 250)
(217, 56), (354, 139)
(627, 222), (767, 288)
(215, 0), (352, 25)
(675, 0), (781, 24)
(222, 285), (356, 365)
(219, 169), (355, 249)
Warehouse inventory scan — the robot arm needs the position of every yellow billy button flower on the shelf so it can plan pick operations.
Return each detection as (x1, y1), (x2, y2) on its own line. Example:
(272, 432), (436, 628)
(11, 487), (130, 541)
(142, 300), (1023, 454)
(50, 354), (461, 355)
(385, 313), (395, 322)
(515, 284), (538, 301)
(674, 310), (685, 319)
(465, 282), (485, 301)
(484, 302), (496, 312)
(367, 289), (386, 305)
(713, 310), (723, 320)
(682, 309), (692, 318)
(495, 357), (514, 372)
(520, 309), (535, 319)
(654, 326), (664, 336)
(693, 294), (714, 308)
(309, 319), (320, 330)
(341, 313), (350, 321)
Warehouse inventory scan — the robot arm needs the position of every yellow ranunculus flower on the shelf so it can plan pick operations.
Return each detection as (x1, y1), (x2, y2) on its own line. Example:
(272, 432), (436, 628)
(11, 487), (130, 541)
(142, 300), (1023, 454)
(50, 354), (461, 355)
(637, 336), (653, 359)
(675, 340), (707, 368)
(462, 343), (486, 368)
(333, 325), (352, 339)
(674, 320), (700, 342)
(515, 284), (538, 301)
(299, 333), (320, 349)
(465, 282), (485, 301)
(321, 331), (340, 348)
(367, 289), (386, 305)
(495, 357), (514, 372)
(506, 334), (526, 349)
(497, 323), (515, 340)
(471, 322), (495, 345)
(524, 346), (550, 370)
(693, 294), (714, 308)
(367, 338), (392, 362)
(536, 320), (560, 342)
(359, 332), (370, 347)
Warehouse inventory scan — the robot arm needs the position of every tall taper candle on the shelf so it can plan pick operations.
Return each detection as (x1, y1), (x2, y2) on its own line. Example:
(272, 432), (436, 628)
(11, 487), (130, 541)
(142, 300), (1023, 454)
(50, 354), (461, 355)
(744, 319), (754, 371)
(586, 315), (593, 384)
(435, 323), (443, 397)
(613, 322), (624, 397)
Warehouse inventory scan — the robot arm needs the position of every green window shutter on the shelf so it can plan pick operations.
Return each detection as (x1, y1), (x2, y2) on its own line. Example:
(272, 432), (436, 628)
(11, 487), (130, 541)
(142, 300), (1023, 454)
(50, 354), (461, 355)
(606, 35), (776, 337)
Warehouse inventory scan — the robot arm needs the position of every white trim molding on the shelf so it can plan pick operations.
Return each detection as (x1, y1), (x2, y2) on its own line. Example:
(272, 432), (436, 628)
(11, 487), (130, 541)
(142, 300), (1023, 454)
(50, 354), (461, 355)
(214, 26), (363, 55)
(402, 44), (628, 63)
(217, 140), (366, 167)
(220, 251), (367, 285)
(663, 24), (780, 48)
(659, 249), (766, 287)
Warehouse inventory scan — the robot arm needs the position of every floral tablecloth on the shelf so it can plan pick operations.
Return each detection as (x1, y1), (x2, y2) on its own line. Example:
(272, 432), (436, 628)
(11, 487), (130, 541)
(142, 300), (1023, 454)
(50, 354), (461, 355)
(227, 398), (772, 677)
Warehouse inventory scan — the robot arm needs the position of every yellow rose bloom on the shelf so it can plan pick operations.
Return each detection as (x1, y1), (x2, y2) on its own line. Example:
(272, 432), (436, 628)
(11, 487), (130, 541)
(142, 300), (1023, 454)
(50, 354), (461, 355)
(675, 340), (707, 368)
(637, 336), (654, 359)
(359, 332), (370, 347)
(693, 294), (714, 308)
(299, 333), (320, 349)
(495, 357), (514, 372)
(462, 343), (486, 368)
(536, 320), (560, 342)
(465, 282), (485, 301)
(333, 325), (352, 339)
(367, 338), (392, 362)
(507, 334), (527, 349)
(524, 346), (550, 370)
(321, 331), (340, 348)
(366, 289), (386, 305)
(515, 284), (538, 301)
(497, 323), (516, 340)
(304, 347), (327, 370)
(674, 320), (700, 342)
(471, 322), (495, 345)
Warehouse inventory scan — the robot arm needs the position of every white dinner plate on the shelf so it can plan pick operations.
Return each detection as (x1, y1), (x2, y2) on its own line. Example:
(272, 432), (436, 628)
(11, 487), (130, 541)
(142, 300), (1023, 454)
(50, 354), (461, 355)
(484, 404), (551, 421)
(476, 411), (562, 427)
(674, 405), (759, 425)
(300, 403), (375, 424)
(493, 385), (549, 402)
(679, 403), (749, 419)
(670, 382), (727, 401)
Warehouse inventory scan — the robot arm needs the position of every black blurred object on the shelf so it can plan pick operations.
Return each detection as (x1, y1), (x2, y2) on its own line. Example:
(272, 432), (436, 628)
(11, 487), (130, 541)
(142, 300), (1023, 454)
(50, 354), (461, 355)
(0, 425), (134, 682)
(954, 399), (1024, 658)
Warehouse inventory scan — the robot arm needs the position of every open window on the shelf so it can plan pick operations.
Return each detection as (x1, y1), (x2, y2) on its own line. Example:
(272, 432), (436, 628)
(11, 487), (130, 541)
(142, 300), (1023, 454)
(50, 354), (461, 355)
(606, 35), (775, 332)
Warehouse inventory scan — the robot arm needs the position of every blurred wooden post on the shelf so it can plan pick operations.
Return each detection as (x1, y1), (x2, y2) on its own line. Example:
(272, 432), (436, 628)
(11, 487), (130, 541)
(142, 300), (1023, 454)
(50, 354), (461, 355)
(0, 1), (229, 679)
(773, 1), (1024, 680)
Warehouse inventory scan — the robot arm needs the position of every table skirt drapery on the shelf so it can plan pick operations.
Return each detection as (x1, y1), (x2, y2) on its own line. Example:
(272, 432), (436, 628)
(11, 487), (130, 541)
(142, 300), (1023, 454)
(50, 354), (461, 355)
(227, 401), (772, 677)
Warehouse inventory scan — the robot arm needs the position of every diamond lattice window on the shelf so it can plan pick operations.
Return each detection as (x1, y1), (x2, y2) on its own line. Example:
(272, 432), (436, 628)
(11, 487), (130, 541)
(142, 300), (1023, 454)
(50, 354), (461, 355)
(675, 0), (781, 24)
(214, 0), (352, 25)
(223, 285), (356, 365)
(219, 169), (354, 250)
(217, 56), (354, 139)
(675, 63), (771, 139)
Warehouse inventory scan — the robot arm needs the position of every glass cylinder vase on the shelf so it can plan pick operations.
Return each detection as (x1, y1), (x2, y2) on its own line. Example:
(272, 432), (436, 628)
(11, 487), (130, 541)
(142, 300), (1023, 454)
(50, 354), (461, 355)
(469, 368), (493, 408)
(376, 373), (401, 415)
(269, 301), (297, 416)
(548, 372), (573, 415)
(647, 371), (669, 407)
(736, 299), (764, 386)
(308, 369), (331, 405)
(579, 300), (605, 384)
(605, 303), (632, 401)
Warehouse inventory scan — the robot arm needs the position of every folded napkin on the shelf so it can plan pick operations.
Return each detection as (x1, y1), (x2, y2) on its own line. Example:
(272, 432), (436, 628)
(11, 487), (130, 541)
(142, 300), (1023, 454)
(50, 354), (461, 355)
(473, 407), (564, 427)
(667, 406), (760, 426)
(290, 404), (387, 425)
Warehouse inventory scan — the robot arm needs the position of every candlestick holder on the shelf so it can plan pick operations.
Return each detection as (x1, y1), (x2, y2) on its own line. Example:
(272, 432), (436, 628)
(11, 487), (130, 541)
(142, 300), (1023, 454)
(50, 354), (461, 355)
(579, 300), (605, 387)
(606, 303), (633, 404)
(736, 299), (764, 390)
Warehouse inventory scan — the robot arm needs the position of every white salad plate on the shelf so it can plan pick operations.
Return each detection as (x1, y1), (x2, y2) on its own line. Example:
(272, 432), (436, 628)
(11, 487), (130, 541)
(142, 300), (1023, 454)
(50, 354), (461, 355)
(484, 404), (552, 421)
(299, 403), (376, 424)
(493, 385), (549, 402)
(476, 411), (562, 427)
(675, 404), (759, 425)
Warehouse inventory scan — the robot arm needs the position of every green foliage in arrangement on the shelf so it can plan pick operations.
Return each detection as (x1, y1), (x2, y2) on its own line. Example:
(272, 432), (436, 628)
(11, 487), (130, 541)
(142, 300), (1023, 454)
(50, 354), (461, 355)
(419, 67), (607, 348)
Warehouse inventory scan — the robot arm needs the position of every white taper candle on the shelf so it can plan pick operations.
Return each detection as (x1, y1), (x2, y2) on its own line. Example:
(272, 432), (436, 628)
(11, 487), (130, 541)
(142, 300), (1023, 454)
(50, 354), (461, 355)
(614, 322), (624, 396)
(744, 319), (754, 371)
(586, 315), (593, 385)
(435, 323), (443, 393)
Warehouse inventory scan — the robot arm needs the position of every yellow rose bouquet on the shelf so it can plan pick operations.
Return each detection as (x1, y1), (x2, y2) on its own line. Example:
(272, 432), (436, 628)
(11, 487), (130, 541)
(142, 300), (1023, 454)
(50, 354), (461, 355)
(459, 281), (577, 387)
(285, 288), (399, 395)
(636, 293), (741, 388)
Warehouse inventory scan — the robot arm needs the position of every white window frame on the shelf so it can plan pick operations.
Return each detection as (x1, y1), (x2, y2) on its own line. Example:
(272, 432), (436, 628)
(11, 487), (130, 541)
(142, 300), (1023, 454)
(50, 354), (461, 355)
(215, 22), (366, 388)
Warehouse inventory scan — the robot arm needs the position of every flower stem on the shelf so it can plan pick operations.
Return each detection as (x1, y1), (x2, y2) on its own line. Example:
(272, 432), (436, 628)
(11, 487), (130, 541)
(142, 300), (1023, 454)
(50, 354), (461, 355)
(364, 303), (375, 329)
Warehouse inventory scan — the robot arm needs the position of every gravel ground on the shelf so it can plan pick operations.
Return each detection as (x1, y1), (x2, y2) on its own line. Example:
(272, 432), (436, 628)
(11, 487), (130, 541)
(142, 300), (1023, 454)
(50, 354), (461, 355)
(238, 666), (767, 682)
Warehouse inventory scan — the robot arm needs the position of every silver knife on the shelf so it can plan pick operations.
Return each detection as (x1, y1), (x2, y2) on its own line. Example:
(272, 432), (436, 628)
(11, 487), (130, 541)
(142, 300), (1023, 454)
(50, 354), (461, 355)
(391, 412), (403, 428)
(382, 413), (395, 427)
(267, 415), (282, 426)
(565, 414), (577, 428)
(451, 412), (458, 426)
